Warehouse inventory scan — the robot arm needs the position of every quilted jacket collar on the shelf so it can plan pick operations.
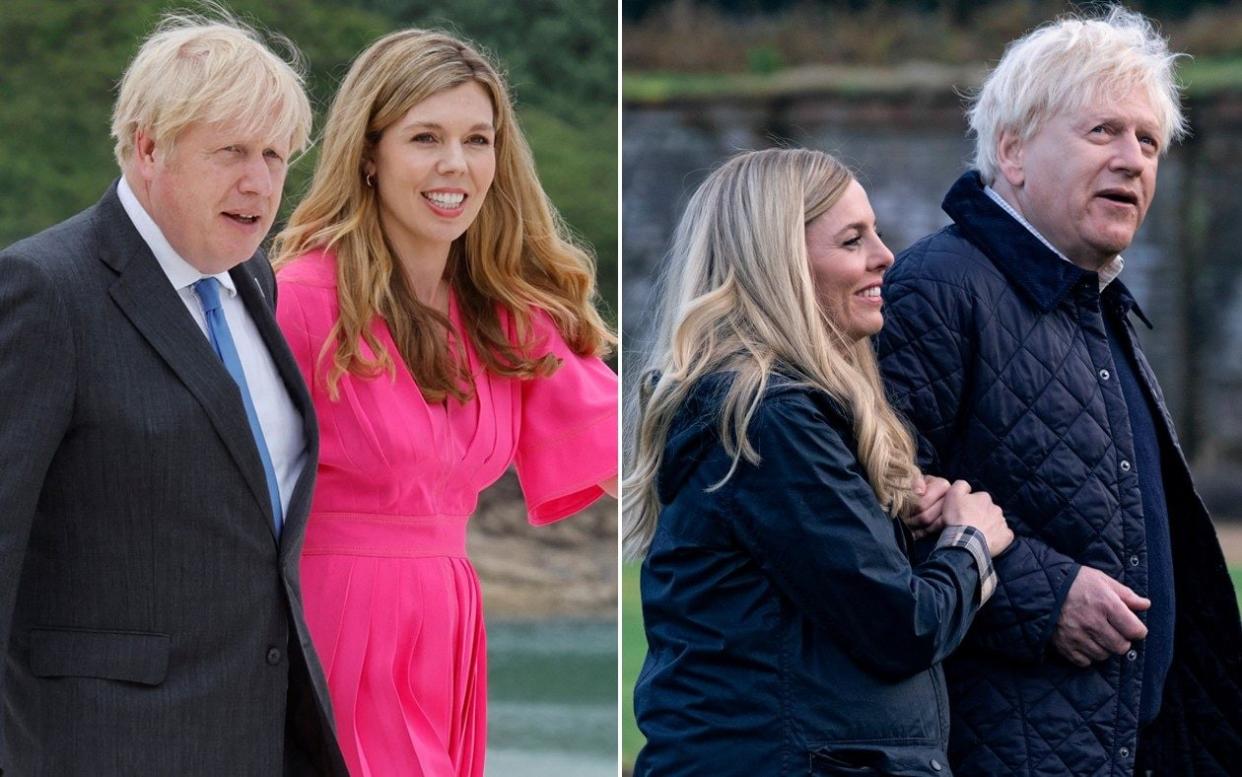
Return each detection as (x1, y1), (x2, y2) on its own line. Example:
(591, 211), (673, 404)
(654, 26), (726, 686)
(1105, 277), (1154, 329)
(941, 170), (1151, 328)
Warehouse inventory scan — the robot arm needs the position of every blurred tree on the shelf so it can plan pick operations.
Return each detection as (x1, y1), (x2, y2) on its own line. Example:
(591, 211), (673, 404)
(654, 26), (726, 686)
(0, 0), (616, 321)
(521, 106), (618, 317)
(623, 0), (1234, 23)
(349, 0), (616, 120)
(0, 0), (387, 245)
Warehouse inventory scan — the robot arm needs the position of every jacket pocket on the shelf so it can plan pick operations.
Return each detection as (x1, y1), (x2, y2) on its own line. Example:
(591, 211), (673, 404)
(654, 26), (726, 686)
(809, 744), (951, 776)
(29, 627), (170, 686)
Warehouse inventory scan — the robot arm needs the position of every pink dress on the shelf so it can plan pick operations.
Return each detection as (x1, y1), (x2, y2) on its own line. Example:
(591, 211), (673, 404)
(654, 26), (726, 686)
(275, 249), (617, 777)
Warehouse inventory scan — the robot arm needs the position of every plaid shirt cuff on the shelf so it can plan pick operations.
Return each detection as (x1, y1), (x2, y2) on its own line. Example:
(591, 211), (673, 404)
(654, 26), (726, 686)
(936, 525), (996, 605)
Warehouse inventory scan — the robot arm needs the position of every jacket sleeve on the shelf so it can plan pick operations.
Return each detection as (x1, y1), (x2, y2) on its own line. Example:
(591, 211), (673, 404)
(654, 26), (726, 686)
(0, 252), (76, 770)
(722, 393), (985, 681)
(877, 269), (1080, 663)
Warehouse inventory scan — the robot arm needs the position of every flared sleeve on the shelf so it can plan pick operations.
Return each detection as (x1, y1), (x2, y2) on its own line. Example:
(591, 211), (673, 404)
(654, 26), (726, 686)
(514, 311), (618, 524)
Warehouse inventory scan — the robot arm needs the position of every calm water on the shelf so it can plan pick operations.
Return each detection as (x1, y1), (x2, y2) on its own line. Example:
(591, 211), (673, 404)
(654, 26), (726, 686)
(486, 619), (617, 776)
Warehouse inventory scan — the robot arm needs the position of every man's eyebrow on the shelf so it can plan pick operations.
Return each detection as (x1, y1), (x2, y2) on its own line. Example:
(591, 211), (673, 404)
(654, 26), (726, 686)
(1081, 111), (1158, 130)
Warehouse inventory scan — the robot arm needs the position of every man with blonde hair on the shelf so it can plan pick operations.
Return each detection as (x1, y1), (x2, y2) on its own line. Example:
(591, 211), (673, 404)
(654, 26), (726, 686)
(879, 5), (1242, 776)
(0, 12), (346, 775)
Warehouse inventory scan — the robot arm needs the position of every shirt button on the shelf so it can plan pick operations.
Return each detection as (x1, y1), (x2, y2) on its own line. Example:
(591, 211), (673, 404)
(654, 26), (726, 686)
(1099, 368), (1111, 381)
(1129, 555), (1141, 567)
(1120, 459), (1132, 472)
(1119, 747), (1131, 759)
(1127, 649), (1138, 661)
(930, 759), (943, 772)
(266, 647), (282, 665)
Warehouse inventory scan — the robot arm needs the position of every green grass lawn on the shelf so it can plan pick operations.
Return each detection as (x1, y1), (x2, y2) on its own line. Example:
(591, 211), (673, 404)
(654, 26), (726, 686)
(623, 58), (1242, 104)
(622, 562), (645, 769)
(622, 563), (1242, 772)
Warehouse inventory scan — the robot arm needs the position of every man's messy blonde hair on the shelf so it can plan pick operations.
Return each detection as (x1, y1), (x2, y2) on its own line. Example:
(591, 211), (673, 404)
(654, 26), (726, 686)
(111, 5), (312, 166)
(969, 4), (1187, 184)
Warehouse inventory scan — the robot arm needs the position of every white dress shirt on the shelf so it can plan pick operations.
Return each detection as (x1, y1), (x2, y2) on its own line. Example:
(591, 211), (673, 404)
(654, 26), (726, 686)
(117, 176), (306, 520)
(984, 184), (1125, 290)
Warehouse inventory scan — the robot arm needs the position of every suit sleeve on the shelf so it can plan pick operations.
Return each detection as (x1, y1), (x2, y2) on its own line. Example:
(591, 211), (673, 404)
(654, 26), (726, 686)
(0, 252), (75, 768)
(877, 270), (1080, 664)
(722, 394), (985, 681)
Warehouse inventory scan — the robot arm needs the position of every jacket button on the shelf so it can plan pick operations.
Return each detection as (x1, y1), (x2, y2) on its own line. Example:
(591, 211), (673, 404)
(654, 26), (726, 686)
(266, 647), (282, 665)
(1127, 649), (1138, 661)
(1099, 368), (1111, 381)
(1129, 555), (1141, 567)
(1119, 746), (1131, 759)
(1120, 459), (1132, 472)
(930, 759), (943, 772)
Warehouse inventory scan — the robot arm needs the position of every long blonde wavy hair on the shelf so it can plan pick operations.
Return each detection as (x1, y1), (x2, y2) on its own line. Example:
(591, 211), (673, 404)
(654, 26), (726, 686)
(274, 29), (612, 403)
(623, 148), (920, 560)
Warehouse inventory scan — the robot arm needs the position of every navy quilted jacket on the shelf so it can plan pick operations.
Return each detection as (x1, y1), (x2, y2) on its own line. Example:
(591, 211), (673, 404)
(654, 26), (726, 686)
(877, 172), (1242, 777)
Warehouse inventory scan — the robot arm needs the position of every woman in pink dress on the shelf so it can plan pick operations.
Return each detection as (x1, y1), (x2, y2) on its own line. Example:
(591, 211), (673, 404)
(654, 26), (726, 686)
(270, 29), (618, 777)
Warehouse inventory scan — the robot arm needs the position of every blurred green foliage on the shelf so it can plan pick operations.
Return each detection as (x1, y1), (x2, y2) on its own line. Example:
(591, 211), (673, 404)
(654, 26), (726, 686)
(624, 57), (1242, 104)
(623, 0), (1242, 71)
(0, 0), (616, 319)
(353, 0), (616, 119)
(745, 43), (783, 74)
(623, 0), (1237, 23)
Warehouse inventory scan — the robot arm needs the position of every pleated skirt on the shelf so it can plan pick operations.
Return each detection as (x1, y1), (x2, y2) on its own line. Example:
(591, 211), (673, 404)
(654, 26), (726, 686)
(300, 514), (486, 777)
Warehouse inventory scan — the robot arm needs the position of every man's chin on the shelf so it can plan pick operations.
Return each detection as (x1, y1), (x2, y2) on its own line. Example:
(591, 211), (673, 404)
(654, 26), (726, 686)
(193, 248), (261, 275)
(1089, 232), (1137, 262)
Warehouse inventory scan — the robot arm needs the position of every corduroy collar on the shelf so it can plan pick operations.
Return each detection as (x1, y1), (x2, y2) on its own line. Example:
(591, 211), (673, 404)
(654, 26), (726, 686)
(941, 170), (1151, 327)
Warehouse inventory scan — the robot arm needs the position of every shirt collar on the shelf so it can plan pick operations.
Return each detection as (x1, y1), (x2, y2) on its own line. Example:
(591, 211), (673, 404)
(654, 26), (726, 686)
(940, 172), (1151, 327)
(983, 184), (1124, 290)
(116, 176), (237, 297)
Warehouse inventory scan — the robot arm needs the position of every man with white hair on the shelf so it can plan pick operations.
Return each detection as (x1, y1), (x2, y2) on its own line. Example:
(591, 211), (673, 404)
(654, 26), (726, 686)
(879, 6), (1242, 775)
(0, 12), (346, 775)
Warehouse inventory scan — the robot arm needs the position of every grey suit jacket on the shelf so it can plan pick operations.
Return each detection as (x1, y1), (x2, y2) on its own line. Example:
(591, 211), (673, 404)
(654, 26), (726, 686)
(0, 183), (347, 776)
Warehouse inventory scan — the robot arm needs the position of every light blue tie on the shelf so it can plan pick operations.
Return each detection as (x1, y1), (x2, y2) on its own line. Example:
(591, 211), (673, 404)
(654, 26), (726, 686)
(193, 278), (283, 535)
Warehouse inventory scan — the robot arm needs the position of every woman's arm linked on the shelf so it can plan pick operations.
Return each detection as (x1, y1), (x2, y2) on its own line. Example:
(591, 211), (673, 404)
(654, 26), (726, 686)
(719, 388), (1011, 680)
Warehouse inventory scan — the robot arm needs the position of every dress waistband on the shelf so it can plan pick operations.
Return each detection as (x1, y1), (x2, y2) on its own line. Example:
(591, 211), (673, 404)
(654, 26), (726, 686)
(301, 512), (470, 558)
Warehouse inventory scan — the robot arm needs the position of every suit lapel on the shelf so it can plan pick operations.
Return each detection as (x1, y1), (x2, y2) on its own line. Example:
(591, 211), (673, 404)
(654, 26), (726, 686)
(231, 261), (320, 556)
(95, 184), (276, 530)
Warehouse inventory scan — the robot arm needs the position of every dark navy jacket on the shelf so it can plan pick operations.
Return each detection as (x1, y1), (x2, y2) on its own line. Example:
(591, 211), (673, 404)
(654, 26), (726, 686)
(634, 377), (985, 776)
(877, 171), (1242, 776)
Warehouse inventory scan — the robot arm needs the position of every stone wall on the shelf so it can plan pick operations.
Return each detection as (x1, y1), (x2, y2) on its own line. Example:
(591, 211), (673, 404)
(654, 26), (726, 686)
(469, 471), (618, 619)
